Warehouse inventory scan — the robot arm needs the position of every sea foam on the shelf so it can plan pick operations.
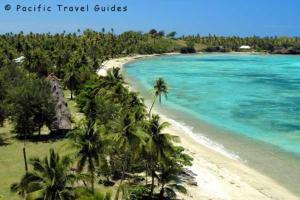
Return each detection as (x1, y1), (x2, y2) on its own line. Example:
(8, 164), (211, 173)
(165, 116), (240, 160)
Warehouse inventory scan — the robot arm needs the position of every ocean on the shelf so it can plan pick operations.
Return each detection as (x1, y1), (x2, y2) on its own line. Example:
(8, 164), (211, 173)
(124, 53), (300, 195)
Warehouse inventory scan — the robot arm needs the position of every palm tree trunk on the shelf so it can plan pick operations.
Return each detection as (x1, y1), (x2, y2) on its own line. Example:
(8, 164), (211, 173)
(150, 170), (155, 196)
(145, 163), (148, 185)
(121, 155), (127, 183)
(91, 170), (95, 194)
(150, 157), (155, 196)
(148, 96), (157, 119)
(159, 184), (165, 199)
(23, 145), (28, 173)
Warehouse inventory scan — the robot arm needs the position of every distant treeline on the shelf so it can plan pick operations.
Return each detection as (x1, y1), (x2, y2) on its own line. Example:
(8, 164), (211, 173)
(181, 34), (300, 53)
(0, 29), (183, 74)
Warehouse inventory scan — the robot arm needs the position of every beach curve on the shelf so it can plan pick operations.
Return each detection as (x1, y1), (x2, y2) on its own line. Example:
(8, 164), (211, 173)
(98, 54), (299, 200)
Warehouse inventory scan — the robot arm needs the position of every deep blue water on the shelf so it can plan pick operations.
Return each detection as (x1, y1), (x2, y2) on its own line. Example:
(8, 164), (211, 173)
(125, 54), (300, 155)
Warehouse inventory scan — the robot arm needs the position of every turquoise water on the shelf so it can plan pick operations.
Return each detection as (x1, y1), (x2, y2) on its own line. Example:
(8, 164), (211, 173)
(125, 54), (300, 156)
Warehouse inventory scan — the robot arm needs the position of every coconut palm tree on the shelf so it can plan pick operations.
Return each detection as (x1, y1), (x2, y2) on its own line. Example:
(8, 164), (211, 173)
(157, 164), (187, 199)
(146, 114), (176, 196)
(68, 120), (103, 194)
(10, 173), (31, 199)
(127, 92), (145, 112)
(149, 78), (168, 118)
(157, 145), (192, 199)
(64, 64), (79, 100)
(11, 149), (76, 200)
(112, 114), (146, 182)
(103, 67), (124, 88)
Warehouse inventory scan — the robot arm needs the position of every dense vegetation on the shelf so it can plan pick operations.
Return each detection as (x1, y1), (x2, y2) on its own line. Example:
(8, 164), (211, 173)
(182, 34), (300, 53)
(1, 29), (300, 199)
(0, 29), (191, 200)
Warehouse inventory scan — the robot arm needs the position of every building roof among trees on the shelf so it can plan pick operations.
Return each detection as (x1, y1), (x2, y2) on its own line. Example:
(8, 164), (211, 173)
(46, 73), (72, 131)
(239, 45), (251, 49)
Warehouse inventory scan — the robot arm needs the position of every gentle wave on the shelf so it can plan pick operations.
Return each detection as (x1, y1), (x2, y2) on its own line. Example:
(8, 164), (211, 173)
(126, 54), (300, 155)
(164, 115), (240, 161)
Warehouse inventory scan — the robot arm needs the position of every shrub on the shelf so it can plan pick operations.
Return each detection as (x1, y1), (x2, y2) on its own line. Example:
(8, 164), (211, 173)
(76, 187), (111, 200)
(180, 47), (196, 54)
(127, 185), (151, 200)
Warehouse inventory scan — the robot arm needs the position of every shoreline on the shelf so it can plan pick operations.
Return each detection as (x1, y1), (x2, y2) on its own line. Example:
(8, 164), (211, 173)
(99, 53), (299, 200)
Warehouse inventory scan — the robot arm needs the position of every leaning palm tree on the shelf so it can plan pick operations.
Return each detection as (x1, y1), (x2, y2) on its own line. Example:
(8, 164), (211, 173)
(11, 149), (76, 200)
(149, 78), (168, 118)
(68, 120), (103, 194)
(146, 115), (177, 196)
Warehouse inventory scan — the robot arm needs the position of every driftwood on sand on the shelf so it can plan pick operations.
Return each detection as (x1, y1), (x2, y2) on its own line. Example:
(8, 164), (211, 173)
(46, 74), (72, 132)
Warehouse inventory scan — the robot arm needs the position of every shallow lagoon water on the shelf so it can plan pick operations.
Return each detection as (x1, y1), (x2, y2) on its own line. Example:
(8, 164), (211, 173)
(126, 53), (300, 154)
(125, 53), (300, 195)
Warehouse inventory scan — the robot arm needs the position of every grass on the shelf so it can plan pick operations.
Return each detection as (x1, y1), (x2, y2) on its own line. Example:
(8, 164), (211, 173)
(0, 132), (68, 199)
(0, 90), (83, 199)
(0, 90), (115, 199)
(64, 90), (85, 123)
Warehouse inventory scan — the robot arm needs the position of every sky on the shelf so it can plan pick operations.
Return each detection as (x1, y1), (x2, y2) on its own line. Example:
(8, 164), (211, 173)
(0, 0), (299, 37)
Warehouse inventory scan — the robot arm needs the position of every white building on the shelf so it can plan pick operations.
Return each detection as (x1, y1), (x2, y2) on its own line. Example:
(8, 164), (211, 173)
(13, 56), (25, 63)
(239, 45), (251, 50)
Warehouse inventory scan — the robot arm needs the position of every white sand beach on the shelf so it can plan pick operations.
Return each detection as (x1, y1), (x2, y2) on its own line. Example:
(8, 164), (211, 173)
(98, 54), (299, 200)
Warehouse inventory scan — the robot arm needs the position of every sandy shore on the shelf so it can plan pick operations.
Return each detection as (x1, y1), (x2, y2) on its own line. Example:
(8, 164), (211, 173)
(98, 54), (299, 200)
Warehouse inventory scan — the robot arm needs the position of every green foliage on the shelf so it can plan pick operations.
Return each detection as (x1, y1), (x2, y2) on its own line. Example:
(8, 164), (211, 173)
(68, 120), (104, 194)
(180, 47), (196, 54)
(186, 40), (195, 49)
(127, 185), (150, 200)
(11, 149), (76, 199)
(8, 75), (56, 137)
(148, 29), (158, 36)
(64, 64), (80, 100)
(0, 74), (7, 126)
(166, 32), (177, 39)
(23, 48), (53, 77)
(155, 146), (192, 199)
(149, 77), (169, 118)
(182, 34), (300, 53)
(180, 39), (196, 54)
(0, 29), (200, 200)
(76, 187), (111, 200)
(154, 77), (168, 104)
(0, 63), (25, 126)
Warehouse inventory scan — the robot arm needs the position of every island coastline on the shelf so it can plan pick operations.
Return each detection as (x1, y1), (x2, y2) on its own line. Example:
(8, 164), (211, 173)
(98, 54), (300, 200)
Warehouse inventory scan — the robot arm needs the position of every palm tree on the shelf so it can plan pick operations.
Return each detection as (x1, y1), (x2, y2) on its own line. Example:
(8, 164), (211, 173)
(127, 92), (146, 122)
(157, 145), (192, 199)
(10, 173), (31, 199)
(146, 115), (176, 196)
(68, 120), (103, 194)
(149, 78), (168, 118)
(127, 92), (145, 110)
(64, 64), (79, 100)
(103, 67), (124, 88)
(112, 114), (146, 182)
(11, 149), (76, 200)
(157, 164), (187, 199)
